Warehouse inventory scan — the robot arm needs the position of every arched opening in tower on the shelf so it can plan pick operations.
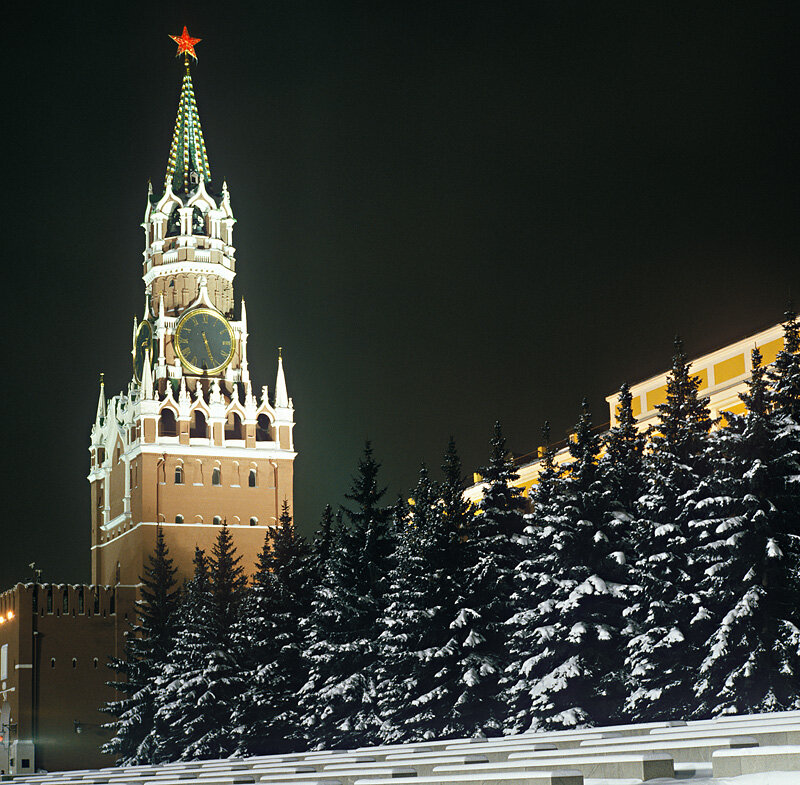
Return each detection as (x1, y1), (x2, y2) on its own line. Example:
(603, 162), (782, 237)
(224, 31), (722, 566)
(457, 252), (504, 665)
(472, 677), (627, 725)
(190, 410), (207, 438)
(225, 412), (243, 441)
(159, 408), (177, 437)
(256, 413), (272, 442)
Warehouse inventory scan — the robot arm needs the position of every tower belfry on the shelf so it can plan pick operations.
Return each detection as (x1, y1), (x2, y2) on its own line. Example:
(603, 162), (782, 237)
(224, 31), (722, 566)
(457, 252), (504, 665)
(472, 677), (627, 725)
(88, 29), (296, 586)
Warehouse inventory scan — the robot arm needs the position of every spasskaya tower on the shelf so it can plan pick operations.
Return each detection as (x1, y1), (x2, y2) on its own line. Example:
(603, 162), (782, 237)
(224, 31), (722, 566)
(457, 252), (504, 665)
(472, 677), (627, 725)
(88, 28), (296, 586)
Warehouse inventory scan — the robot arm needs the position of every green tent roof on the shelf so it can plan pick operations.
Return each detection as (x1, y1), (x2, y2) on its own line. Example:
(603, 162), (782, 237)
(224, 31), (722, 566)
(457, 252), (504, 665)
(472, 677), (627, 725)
(165, 62), (211, 194)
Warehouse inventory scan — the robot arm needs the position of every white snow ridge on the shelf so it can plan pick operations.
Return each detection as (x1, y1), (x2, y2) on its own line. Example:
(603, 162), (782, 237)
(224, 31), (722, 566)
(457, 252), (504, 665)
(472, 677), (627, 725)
(9, 708), (799, 784)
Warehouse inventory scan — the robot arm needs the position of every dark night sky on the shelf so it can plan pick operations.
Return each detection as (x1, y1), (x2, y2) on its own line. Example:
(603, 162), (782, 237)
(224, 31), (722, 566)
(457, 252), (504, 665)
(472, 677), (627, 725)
(2, 1), (799, 586)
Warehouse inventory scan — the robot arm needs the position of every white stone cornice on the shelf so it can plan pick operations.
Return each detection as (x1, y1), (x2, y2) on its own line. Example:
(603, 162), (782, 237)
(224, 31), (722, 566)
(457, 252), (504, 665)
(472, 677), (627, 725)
(101, 511), (132, 532)
(129, 442), (296, 461)
(143, 260), (236, 287)
(91, 519), (276, 551)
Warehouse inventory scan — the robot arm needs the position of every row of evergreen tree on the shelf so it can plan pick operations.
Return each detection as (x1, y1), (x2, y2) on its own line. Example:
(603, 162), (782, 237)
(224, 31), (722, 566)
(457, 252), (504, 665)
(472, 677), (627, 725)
(103, 313), (800, 764)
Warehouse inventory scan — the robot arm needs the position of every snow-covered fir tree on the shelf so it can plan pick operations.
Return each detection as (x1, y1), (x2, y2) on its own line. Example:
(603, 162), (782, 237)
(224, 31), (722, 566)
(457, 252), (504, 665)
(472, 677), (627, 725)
(377, 444), (470, 742)
(210, 521), (248, 637)
(602, 383), (646, 519)
(102, 315), (799, 752)
(231, 533), (283, 754)
(503, 421), (561, 733)
(232, 501), (312, 755)
(103, 525), (179, 764)
(151, 548), (212, 762)
(308, 503), (339, 584)
(300, 443), (394, 748)
(768, 308), (800, 422)
(597, 383), (645, 722)
(154, 526), (246, 761)
(440, 437), (474, 534)
(270, 500), (314, 608)
(452, 422), (524, 737)
(626, 338), (714, 721)
(509, 402), (637, 730)
(693, 334), (800, 714)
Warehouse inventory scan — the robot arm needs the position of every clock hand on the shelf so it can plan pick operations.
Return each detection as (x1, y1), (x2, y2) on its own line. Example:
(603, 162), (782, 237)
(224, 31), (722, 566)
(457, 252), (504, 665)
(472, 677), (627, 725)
(202, 331), (213, 361)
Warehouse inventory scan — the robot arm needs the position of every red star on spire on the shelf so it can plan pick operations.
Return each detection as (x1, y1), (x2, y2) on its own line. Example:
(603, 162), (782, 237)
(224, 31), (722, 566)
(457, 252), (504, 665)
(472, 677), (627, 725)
(170, 26), (202, 60)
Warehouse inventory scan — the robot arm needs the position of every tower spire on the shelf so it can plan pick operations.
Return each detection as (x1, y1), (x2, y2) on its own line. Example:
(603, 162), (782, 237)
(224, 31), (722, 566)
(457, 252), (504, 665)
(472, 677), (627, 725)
(141, 350), (154, 400)
(95, 373), (106, 423)
(165, 28), (210, 195)
(275, 348), (289, 408)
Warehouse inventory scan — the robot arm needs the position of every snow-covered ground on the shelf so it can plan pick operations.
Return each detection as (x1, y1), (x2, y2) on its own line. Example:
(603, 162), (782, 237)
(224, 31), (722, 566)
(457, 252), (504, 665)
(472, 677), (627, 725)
(601, 774), (800, 785)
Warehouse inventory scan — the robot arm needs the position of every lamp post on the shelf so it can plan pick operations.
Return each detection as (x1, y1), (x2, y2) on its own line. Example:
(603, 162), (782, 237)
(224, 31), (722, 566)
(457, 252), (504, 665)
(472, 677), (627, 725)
(1, 721), (17, 775)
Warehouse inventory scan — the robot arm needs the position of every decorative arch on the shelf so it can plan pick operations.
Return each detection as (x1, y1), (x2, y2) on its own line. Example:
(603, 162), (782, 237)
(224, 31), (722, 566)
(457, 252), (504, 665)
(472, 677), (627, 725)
(158, 394), (178, 412)
(189, 392), (211, 438)
(193, 459), (204, 485)
(174, 461), (184, 485)
(186, 180), (217, 212)
(189, 391), (211, 415)
(154, 188), (183, 217)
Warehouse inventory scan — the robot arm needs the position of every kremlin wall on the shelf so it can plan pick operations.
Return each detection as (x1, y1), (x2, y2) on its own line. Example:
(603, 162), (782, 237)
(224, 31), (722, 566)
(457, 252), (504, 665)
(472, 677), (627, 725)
(0, 584), (135, 774)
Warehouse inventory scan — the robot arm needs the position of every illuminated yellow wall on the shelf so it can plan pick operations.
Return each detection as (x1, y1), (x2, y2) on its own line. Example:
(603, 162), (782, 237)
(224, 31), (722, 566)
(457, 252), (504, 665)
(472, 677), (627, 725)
(608, 323), (784, 430)
(465, 322), (785, 505)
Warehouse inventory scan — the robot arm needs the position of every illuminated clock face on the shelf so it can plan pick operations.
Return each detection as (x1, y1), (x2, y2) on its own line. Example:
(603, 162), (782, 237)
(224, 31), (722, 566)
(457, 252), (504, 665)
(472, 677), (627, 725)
(133, 321), (153, 382)
(174, 308), (235, 375)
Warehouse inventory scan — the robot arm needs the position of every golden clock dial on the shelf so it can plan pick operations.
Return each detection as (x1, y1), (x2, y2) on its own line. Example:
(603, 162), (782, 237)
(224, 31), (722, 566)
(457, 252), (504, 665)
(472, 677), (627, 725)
(174, 308), (235, 375)
(133, 321), (153, 382)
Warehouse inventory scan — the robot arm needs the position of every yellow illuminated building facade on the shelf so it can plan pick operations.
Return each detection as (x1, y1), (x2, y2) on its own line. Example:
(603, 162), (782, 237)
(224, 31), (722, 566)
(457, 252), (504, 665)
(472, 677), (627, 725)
(606, 322), (785, 429)
(465, 322), (785, 505)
